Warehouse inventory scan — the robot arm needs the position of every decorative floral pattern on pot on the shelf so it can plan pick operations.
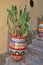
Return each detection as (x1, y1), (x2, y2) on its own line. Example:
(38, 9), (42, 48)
(9, 36), (27, 61)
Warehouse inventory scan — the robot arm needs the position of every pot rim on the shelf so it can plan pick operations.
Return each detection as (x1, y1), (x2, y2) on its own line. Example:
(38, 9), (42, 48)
(12, 36), (26, 39)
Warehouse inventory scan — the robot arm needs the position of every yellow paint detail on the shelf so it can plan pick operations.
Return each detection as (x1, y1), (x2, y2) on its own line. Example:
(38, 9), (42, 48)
(16, 52), (19, 55)
(15, 45), (24, 48)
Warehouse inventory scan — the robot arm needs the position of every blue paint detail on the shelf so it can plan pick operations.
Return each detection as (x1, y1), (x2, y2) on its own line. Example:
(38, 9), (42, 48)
(11, 39), (26, 43)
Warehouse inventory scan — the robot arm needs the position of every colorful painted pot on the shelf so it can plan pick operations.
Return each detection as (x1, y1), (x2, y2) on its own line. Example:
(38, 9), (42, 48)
(39, 28), (43, 32)
(39, 21), (43, 24)
(39, 24), (43, 28)
(39, 32), (43, 37)
(38, 21), (43, 37)
(9, 36), (27, 61)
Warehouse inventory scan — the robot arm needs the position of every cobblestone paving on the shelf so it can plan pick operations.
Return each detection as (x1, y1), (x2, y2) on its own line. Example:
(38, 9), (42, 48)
(0, 53), (9, 65)
(5, 52), (43, 65)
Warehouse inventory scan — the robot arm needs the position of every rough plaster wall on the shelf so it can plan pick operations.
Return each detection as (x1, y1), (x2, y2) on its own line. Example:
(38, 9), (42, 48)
(31, 0), (43, 30)
(0, 0), (31, 54)
(0, 0), (8, 54)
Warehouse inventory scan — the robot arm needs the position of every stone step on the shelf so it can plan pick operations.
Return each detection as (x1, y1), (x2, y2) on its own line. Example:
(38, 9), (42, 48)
(32, 39), (43, 47)
(28, 38), (43, 58)
(35, 35), (43, 41)
(28, 44), (43, 52)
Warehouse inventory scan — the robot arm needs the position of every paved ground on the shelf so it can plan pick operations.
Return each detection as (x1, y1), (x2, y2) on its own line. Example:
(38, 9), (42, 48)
(0, 54), (5, 65)
(0, 37), (43, 65)
(5, 52), (43, 65)
(0, 53), (9, 65)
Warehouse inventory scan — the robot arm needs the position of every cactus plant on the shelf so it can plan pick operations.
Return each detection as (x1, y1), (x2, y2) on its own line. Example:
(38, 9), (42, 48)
(7, 5), (32, 37)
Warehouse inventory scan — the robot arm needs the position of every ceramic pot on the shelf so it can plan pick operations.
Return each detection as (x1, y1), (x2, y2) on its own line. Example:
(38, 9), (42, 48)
(39, 32), (43, 37)
(9, 36), (27, 61)
(38, 21), (43, 37)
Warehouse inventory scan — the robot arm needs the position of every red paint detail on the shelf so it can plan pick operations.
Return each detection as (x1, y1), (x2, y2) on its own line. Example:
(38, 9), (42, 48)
(9, 42), (15, 48)
(12, 36), (26, 39)
(10, 54), (24, 56)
